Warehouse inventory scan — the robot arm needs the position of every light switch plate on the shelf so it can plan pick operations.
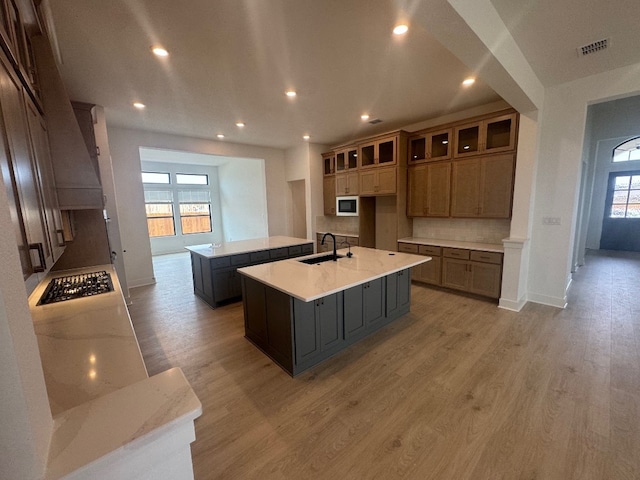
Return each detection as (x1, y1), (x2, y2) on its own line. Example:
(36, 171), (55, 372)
(542, 216), (561, 225)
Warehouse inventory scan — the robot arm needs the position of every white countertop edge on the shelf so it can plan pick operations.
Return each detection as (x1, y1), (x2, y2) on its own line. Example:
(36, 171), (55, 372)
(46, 367), (202, 480)
(238, 247), (430, 303)
(502, 236), (529, 246)
(185, 235), (313, 258)
(398, 237), (504, 253)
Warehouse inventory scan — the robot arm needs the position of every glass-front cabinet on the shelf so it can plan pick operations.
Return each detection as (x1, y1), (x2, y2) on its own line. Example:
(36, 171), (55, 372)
(358, 134), (397, 168)
(322, 152), (335, 176)
(335, 145), (358, 172)
(454, 113), (517, 158)
(409, 128), (452, 164)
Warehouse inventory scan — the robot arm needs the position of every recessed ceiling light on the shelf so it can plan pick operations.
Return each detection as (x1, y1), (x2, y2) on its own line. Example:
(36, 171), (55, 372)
(361, 114), (370, 121)
(133, 102), (145, 109)
(236, 122), (245, 128)
(151, 46), (169, 57)
(393, 24), (409, 35)
(462, 77), (476, 87)
(217, 134), (225, 139)
(285, 90), (297, 98)
(303, 135), (310, 141)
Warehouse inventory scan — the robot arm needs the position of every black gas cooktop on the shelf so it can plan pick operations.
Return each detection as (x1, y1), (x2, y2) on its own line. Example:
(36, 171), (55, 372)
(37, 271), (114, 305)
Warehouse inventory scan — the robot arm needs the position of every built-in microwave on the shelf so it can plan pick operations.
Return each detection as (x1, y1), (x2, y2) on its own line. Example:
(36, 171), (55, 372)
(336, 196), (359, 216)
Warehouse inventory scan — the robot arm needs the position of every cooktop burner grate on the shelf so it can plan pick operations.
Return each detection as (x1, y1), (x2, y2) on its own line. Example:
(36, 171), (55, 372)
(37, 271), (114, 305)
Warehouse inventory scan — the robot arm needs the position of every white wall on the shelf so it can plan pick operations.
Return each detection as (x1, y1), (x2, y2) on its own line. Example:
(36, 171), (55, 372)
(527, 62), (640, 307)
(106, 127), (287, 288)
(218, 158), (269, 242)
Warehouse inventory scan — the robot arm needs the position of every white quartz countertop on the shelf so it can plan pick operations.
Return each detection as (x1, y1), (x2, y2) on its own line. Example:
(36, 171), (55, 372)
(398, 237), (504, 253)
(185, 235), (313, 258)
(46, 367), (201, 480)
(29, 264), (148, 416)
(238, 246), (429, 302)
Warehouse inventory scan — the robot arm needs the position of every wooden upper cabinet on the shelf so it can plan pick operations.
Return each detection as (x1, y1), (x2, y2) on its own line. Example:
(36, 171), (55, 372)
(407, 163), (451, 217)
(408, 128), (452, 164)
(322, 152), (335, 176)
(451, 153), (515, 218)
(359, 166), (396, 195)
(323, 175), (336, 215)
(335, 145), (358, 172)
(358, 134), (397, 168)
(454, 112), (517, 158)
(336, 171), (359, 196)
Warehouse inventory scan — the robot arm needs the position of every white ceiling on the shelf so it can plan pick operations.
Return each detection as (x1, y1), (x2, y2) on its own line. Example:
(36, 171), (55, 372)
(46, 0), (639, 150)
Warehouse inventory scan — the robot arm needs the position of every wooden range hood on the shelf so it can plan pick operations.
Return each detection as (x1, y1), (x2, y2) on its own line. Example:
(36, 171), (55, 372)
(31, 33), (103, 210)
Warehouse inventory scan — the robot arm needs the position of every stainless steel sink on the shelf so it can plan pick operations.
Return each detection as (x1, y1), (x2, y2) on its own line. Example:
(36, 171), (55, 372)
(298, 254), (344, 265)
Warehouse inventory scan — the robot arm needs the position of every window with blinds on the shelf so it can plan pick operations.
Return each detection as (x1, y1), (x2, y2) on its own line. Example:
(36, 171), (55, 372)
(179, 190), (212, 234)
(144, 190), (175, 237)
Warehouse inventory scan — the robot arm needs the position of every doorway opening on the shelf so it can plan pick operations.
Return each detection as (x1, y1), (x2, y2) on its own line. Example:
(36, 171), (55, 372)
(600, 170), (640, 251)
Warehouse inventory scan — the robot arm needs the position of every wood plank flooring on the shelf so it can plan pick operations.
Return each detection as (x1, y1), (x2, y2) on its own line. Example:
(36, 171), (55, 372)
(128, 250), (640, 479)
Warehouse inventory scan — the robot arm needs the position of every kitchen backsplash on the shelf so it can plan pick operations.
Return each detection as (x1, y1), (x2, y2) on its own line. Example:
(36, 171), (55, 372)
(412, 218), (510, 244)
(315, 216), (359, 235)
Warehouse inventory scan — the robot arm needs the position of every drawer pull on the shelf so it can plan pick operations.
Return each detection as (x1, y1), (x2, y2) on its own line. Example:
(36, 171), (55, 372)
(29, 242), (46, 272)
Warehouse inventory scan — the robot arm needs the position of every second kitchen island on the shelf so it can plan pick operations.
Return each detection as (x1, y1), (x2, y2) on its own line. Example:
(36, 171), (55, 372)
(238, 246), (429, 376)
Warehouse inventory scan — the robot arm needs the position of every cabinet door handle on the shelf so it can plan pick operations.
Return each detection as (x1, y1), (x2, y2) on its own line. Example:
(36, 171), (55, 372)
(56, 229), (65, 246)
(29, 243), (46, 273)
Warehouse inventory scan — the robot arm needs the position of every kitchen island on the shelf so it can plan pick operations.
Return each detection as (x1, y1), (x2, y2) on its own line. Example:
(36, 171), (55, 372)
(186, 236), (314, 308)
(238, 246), (429, 376)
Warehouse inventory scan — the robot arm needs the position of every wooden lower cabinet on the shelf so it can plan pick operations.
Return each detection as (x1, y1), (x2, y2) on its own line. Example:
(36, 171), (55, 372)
(316, 233), (359, 253)
(242, 269), (412, 376)
(359, 166), (396, 195)
(398, 242), (503, 299)
(441, 249), (503, 299)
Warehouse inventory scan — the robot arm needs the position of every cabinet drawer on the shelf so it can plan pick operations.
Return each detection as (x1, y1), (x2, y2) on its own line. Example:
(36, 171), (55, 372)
(397, 242), (419, 253)
(230, 253), (250, 266)
(210, 256), (231, 269)
(250, 250), (270, 263)
(470, 251), (503, 264)
(302, 243), (314, 254)
(443, 248), (470, 260)
(288, 245), (302, 256)
(419, 245), (441, 256)
(269, 247), (289, 259)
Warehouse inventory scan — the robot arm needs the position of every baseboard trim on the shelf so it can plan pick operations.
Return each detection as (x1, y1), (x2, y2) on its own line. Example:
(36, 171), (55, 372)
(498, 296), (528, 312)
(527, 292), (567, 309)
(128, 277), (157, 289)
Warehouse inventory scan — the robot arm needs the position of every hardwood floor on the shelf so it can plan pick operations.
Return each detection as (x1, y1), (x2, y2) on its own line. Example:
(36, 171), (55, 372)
(128, 250), (640, 479)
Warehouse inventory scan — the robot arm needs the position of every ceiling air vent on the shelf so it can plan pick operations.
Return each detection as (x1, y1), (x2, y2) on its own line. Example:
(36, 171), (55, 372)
(368, 118), (382, 125)
(578, 38), (608, 57)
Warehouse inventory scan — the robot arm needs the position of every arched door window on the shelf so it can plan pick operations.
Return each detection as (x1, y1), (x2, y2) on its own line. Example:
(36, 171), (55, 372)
(613, 136), (640, 162)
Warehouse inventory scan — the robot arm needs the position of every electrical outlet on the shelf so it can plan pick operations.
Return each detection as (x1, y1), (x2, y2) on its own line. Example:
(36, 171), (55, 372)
(542, 216), (561, 225)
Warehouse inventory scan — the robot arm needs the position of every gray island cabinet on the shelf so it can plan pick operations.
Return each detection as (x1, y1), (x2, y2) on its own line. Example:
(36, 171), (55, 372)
(239, 246), (427, 376)
(186, 236), (313, 308)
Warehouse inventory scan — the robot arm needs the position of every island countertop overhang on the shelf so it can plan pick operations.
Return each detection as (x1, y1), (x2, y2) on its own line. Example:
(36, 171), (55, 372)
(237, 246), (429, 302)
